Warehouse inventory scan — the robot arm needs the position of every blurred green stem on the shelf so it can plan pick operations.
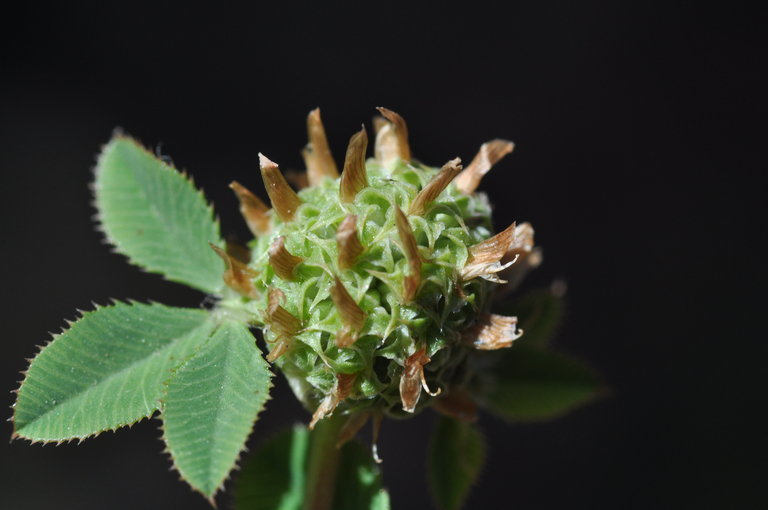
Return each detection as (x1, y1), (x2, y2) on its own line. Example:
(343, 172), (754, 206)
(303, 414), (345, 510)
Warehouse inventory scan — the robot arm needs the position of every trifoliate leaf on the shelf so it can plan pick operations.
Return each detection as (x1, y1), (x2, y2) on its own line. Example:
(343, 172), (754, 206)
(94, 135), (224, 293)
(234, 424), (390, 510)
(161, 320), (273, 500)
(13, 302), (214, 442)
(428, 416), (486, 510)
(484, 347), (600, 421)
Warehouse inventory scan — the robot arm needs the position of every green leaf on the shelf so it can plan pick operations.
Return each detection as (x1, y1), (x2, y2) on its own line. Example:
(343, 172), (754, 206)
(493, 289), (564, 348)
(94, 135), (225, 293)
(234, 425), (390, 510)
(162, 320), (273, 499)
(484, 348), (600, 421)
(428, 416), (486, 510)
(13, 302), (214, 442)
(234, 426), (309, 510)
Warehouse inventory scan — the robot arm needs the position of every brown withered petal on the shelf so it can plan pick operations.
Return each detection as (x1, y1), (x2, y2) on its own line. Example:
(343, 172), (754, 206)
(464, 313), (523, 350)
(399, 348), (440, 413)
(339, 126), (369, 203)
(433, 387), (478, 423)
(266, 288), (300, 339)
(394, 206), (421, 302)
(309, 373), (356, 429)
(210, 243), (258, 297)
(336, 215), (364, 270)
(266, 338), (289, 363)
(374, 107), (411, 164)
(461, 221), (518, 282)
(229, 181), (271, 236)
(455, 139), (515, 194)
(503, 222), (535, 262)
(225, 240), (251, 264)
(259, 153), (303, 222)
(336, 412), (371, 449)
(330, 275), (366, 348)
(268, 236), (303, 280)
(304, 108), (339, 186)
(409, 157), (463, 216)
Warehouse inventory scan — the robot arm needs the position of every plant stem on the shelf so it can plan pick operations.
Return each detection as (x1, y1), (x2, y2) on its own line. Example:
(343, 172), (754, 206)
(303, 414), (345, 510)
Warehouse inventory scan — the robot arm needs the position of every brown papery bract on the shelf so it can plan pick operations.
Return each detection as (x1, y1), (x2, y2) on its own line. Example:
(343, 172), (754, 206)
(310, 373), (356, 429)
(339, 127), (368, 203)
(455, 139), (515, 194)
(336, 215), (364, 270)
(399, 348), (440, 413)
(330, 276), (366, 348)
(303, 108), (339, 185)
(374, 107), (411, 164)
(259, 153), (302, 222)
(268, 236), (303, 280)
(461, 222), (518, 281)
(409, 157), (463, 216)
(394, 206), (421, 302)
(209, 243), (258, 298)
(229, 181), (270, 236)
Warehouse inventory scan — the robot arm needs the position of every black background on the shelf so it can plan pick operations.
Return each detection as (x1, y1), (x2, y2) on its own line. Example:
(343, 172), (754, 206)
(1, 2), (763, 509)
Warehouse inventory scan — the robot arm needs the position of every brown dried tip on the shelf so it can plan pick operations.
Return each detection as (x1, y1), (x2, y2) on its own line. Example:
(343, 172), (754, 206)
(339, 126), (369, 203)
(394, 206), (421, 302)
(265, 288), (301, 362)
(409, 157), (463, 216)
(463, 313), (523, 350)
(461, 222), (518, 282)
(399, 348), (440, 413)
(330, 275), (366, 348)
(455, 139), (515, 194)
(336, 411), (371, 449)
(303, 108), (339, 185)
(310, 373), (356, 429)
(210, 243), (258, 298)
(433, 387), (478, 423)
(259, 153), (302, 222)
(504, 222), (535, 262)
(336, 215), (364, 270)
(229, 181), (271, 236)
(268, 236), (303, 280)
(374, 107), (411, 165)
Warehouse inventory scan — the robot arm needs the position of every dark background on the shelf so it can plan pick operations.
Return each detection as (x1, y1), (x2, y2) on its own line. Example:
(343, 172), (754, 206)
(1, 2), (763, 509)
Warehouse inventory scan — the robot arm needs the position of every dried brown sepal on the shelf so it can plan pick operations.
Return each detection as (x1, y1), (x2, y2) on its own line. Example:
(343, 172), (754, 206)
(209, 243), (258, 298)
(229, 181), (270, 236)
(399, 348), (440, 413)
(309, 373), (356, 429)
(330, 275), (366, 348)
(463, 313), (523, 350)
(409, 157), (463, 216)
(336, 214), (364, 270)
(303, 108), (339, 186)
(374, 107), (411, 164)
(455, 139), (515, 194)
(259, 153), (302, 222)
(267, 288), (300, 337)
(336, 411), (371, 449)
(339, 126), (369, 203)
(394, 206), (422, 302)
(225, 240), (251, 264)
(461, 221), (518, 282)
(266, 339), (289, 363)
(268, 236), (303, 280)
(433, 387), (478, 423)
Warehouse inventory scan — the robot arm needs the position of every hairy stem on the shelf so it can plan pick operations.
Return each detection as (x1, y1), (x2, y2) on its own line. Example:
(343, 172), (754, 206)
(303, 414), (345, 510)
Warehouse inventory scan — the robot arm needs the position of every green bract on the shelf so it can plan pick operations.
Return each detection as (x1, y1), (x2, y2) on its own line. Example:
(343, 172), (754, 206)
(12, 108), (599, 508)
